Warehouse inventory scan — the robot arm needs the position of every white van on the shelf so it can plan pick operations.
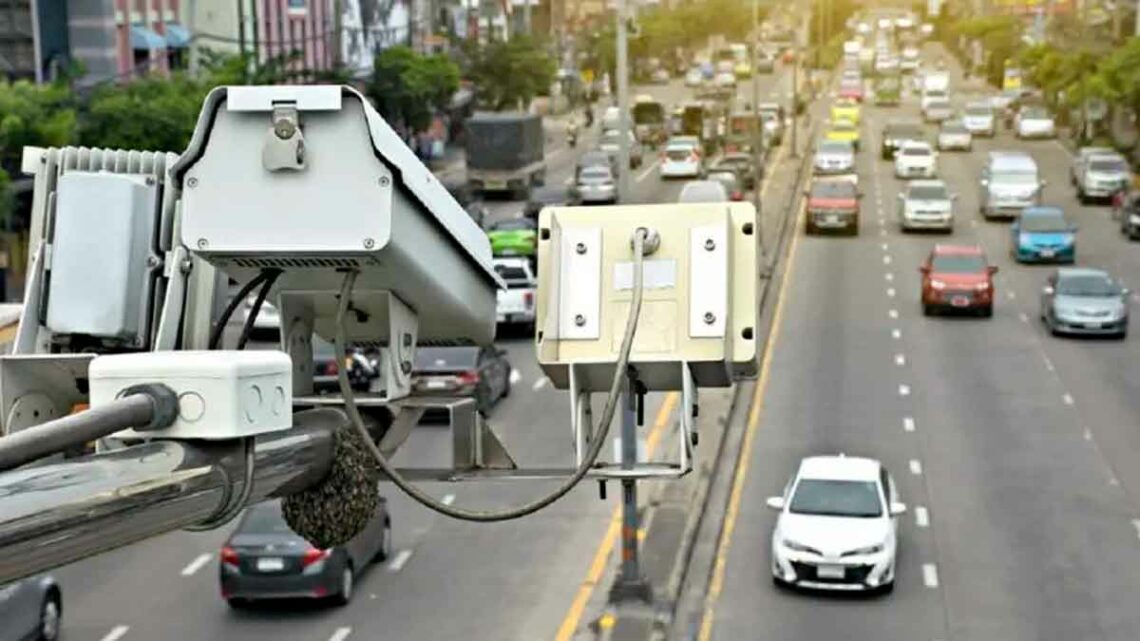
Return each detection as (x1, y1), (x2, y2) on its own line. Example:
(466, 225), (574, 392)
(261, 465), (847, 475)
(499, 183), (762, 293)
(979, 151), (1044, 220)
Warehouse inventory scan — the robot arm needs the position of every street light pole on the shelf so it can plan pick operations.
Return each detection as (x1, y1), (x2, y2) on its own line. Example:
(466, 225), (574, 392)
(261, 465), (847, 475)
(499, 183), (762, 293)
(751, 0), (764, 252)
(616, 0), (631, 203)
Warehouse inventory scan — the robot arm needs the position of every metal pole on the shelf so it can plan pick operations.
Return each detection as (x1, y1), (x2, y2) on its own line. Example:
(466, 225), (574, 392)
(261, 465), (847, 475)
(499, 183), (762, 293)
(236, 0), (247, 60)
(610, 370), (650, 602)
(616, 0), (631, 203)
(0, 408), (347, 585)
(791, 40), (799, 158)
(751, 0), (764, 254)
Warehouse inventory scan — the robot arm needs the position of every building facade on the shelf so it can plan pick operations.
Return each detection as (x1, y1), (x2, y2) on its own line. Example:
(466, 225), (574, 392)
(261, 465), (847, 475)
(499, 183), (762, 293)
(63, 0), (190, 84)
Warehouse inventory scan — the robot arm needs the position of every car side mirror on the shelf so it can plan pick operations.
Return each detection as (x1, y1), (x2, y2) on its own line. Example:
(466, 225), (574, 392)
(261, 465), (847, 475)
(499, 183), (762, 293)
(919, 266), (930, 274)
(1043, 285), (1055, 296)
(988, 265), (999, 275)
(766, 496), (786, 510)
(889, 501), (908, 516)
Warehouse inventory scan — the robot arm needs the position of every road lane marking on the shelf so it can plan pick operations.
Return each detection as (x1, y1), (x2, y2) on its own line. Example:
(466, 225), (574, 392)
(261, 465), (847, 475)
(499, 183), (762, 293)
(895, 354), (906, 366)
(1084, 428), (1093, 441)
(899, 384), (911, 397)
(555, 392), (678, 641)
(883, 255), (892, 265)
(892, 328), (902, 339)
(387, 549), (413, 573)
(1018, 312), (1029, 323)
(909, 459), (923, 475)
(697, 168), (803, 641)
(634, 159), (660, 183)
(329, 628), (353, 641)
(442, 494), (456, 506)
(1132, 520), (1140, 539)
(922, 563), (940, 588)
(903, 416), (916, 432)
(887, 287), (896, 298)
(881, 242), (889, 251)
(101, 626), (130, 641)
(1007, 291), (1016, 300)
(915, 506), (929, 528)
(180, 553), (212, 577)
(1043, 355), (1055, 372)
(533, 377), (549, 391)
(970, 219), (978, 227)
(509, 369), (521, 385)
(1062, 393), (1074, 406)
(884, 272), (894, 282)
(889, 309), (899, 319)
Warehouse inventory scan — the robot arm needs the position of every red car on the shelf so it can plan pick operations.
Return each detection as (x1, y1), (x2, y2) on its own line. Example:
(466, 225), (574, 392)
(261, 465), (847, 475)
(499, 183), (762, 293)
(919, 244), (998, 317)
(804, 177), (861, 235)
(838, 79), (864, 102)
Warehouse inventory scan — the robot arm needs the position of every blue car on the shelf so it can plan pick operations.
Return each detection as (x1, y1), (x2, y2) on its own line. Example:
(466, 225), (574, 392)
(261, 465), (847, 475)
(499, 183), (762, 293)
(1011, 206), (1077, 263)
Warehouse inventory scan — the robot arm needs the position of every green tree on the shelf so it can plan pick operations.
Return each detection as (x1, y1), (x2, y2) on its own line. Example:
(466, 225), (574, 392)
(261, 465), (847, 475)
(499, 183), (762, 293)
(79, 74), (207, 152)
(366, 45), (460, 132)
(463, 36), (555, 111)
(0, 80), (78, 226)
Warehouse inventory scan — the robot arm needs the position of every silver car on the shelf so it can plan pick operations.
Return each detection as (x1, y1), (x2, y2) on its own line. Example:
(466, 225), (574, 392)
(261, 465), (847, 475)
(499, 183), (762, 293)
(1075, 152), (1131, 203)
(599, 129), (644, 168)
(962, 102), (996, 137)
(813, 140), (856, 175)
(574, 165), (618, 204)
(0, 575), (61, 641)
(937, 120), (973, 151)
(898, 179), (955, 232)
(1041, 268), (1129, 339)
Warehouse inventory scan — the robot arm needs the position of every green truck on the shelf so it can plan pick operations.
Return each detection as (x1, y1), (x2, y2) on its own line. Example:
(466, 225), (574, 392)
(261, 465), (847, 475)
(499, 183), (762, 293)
(874, 76), (901, 106)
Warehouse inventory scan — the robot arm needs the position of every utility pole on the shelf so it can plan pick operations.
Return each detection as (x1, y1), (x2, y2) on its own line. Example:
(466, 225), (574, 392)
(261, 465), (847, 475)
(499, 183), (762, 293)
(524, 0), (532, 34)
(616, 0), (631, 203)
(609, 370), (650, 603)
(751, 0), (764, 253)
(791, 22), (800, 158)
(331, 0), (343, 67)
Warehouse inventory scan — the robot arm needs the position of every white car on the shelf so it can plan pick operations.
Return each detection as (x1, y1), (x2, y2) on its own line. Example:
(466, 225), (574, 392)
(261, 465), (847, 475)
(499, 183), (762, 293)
(768, 455), (906, 593)
(678, 179), (729, 203)
(937, 120), (973, 151)
(898, 179), (955, 231)
(894, 141), (938, 179)
(922, 98), (953, 123)
(715, 71), (736, 89)
(685, 68), (704, 88)
(660, 141), (702, 178)
(962, 102), (996, 137)
(492, 257), (537, 328)
(1015, 106), (1056, 139)
(813, 140), (856, 175)
(900, 46), (920, 71)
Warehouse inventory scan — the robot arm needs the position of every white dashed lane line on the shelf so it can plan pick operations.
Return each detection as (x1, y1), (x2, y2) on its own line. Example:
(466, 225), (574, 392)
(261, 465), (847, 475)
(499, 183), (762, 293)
(180, 553), (212, 577)
(922, 563), (940, 588)
(532, 377), (549, 391)
(329, 627), (353, 641)
(883, 255), (892, 265)
(1007, 290), (1016, 300)
(101, 626), (130, 641)
(888, 309), (899, 319)
(887, 288), (896, 298)
(895, 354), (906, 366)
(509, 369), (521, 385)
(898, 384), (911, 397)
(1018, 312), (1029, 323)
(885, 272), (894, 282)
(1062, 393), (1075, 406)
(387, 549), (413, 573)
(881, 242), (889, 251)
(892, 328), (902, 340)
(915, 506), (930, 528)
(634, 160), (660, 183)
(903, 416), (916, 432)
(909, 459), (923, 475)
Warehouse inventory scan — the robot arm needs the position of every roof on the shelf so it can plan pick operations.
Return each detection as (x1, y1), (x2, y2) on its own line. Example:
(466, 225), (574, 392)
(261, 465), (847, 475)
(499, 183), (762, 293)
(797, 455), (880, 482)
(1057, 266), (1110, 279)
(933, 243), (984, 255)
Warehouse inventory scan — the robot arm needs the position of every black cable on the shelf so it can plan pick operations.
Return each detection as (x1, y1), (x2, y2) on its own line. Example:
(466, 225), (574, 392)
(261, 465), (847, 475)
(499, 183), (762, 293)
(236, 270), (282, 350)
(209, 272), (271, 350)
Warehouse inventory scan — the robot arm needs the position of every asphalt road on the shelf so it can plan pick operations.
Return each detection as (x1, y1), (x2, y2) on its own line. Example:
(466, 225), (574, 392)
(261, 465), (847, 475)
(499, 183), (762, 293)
(703, 50), (1140, 641)
(45, 69), (795, 641)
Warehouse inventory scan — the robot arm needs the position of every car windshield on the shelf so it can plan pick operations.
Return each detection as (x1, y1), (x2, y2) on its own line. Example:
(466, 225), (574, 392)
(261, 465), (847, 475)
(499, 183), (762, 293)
(1091, 159), (1128, 173)
(1057, 274), (1122, 297)
(931, 254), (986, 273)
(909, 184), (948, 200)
(1021, 212), (1068, 232)
(810, 181), (856, 198)
(789, 479), (883, 518)
(238, 502), (294, 534)
(490, 218), (535, 231)
(819, 141), (851, 154)
(579, 168), (612, 181)
(414, 347), (479, 372)
(1024, 107), (1049, 119)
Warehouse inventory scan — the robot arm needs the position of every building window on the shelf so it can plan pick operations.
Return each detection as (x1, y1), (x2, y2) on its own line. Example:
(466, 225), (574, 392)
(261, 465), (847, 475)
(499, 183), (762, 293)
(287, 0), (307, 17)
(133, 49), (150, 73)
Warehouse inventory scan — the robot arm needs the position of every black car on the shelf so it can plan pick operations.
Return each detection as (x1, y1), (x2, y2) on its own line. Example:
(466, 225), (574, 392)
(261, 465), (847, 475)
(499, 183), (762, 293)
(524, 185), (573, 220)
(880, 121), (926, 160)
(220, 499), (391, 608)
(411, 345), (512, 416)
(711, 153), (760, 190)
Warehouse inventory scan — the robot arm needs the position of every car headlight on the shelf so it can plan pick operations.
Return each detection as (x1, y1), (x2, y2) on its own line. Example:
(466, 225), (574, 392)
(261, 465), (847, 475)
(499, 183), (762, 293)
(845, 543), (884, 556)
(974, 281), (991, 291)
(1019, 233), (1030, 245)
(931, 280), (947, 290)
(782, 539), (818, 554)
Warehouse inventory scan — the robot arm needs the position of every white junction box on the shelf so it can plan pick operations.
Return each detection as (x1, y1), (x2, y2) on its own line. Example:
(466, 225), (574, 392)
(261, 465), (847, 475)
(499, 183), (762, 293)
(90, 351), (293, 440)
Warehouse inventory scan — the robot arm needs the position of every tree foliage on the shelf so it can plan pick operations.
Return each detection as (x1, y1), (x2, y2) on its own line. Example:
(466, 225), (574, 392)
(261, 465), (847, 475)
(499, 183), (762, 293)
(462, 36), (555, 111)
(366, 46), (460, 132)
(0, 80), (78, 226)
(80, 74), (208, 152)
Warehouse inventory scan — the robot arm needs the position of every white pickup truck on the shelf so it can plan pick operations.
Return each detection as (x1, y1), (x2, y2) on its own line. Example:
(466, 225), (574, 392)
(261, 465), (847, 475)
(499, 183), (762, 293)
(493, 257), (537, 332)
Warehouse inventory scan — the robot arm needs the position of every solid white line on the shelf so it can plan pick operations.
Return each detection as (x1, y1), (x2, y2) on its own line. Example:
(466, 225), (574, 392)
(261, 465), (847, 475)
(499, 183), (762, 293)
(892, 328), (902, 339)
(888, 309), (899, 319)
(532, 377), (549, 391)
(895, 353), (906, 366)
(1018, 312), (1029, 323)
(441, 494), (456, 506)
(1043, 356), (1055, 372)
(885, 272), (894, 282)
(909, 459), (923, 475)
(1062, 393), (1074, 406)
(101, 626), (130, 641)
(180, 553), (212, 577)
(509, 369), (521, 385)
(387, 549), (413, 573)
(634, 159), (660, 183)
(887, 287), (896, 298)
(922, 563), (940, 588)
(915, 506), (930, 528)
(903, 416), (916, 432)
(1132, 519), (1140, 539)
(881, 242), (889, 251)
(899, 384), (911, 397)
(329, 627), (353, 641)
(883, 255), (892, 265)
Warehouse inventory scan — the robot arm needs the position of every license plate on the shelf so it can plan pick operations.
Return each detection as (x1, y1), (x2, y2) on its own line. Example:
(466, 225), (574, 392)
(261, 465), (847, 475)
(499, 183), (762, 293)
(485, 180), (507, 190)
(826, 215), (839, 224)
(500, 249), (518, 256)
(257, 557), (284, 572)
(951, 296), (970, 307)
(1086, 322), (1104, 329)
(426, 380), (447, 390)
(817, 565), (845, 579)
(1039, 249), (1056, 258)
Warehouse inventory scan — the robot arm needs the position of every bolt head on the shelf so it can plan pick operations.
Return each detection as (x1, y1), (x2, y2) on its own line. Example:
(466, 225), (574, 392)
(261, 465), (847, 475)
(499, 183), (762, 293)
(576, 242), (587, 254)
(704, 238), (716, 251)
(379, 176), (390, 187)
(574, 314), (586, 326)
(187, 177), (198, 188)
(197, 238), (208, 249)
(703, 312), (716, 324)
(363, 238), (375, 249)
(274, 119), (296, 140)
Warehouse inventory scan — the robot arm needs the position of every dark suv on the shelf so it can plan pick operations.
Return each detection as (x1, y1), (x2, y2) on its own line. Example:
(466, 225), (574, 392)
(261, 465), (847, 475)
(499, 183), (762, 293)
(880, 122), (926, 161)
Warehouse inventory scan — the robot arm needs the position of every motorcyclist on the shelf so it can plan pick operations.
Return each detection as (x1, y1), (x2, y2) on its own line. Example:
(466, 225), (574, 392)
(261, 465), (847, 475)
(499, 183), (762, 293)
(584, 104), (595, 128)
(567, 115), (580, 147)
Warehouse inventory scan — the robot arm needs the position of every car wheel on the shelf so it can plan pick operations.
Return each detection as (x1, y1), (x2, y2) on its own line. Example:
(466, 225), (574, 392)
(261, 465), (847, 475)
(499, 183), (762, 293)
(376, 518), (393, 562)
(980, 305), (993, 318)
(38, 593), (61, 641)
(1077, 188), (1087, 205)
(922, 303), (934, 316)
(226, 598), (249, 609)
(333, 564), (355, 606)
(877, 580), (895, 596)
(502, 370), (512, 398)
